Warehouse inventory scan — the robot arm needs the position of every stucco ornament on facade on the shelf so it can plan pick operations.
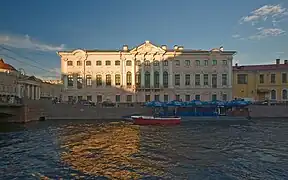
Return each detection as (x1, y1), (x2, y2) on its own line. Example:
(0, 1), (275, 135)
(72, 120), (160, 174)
(72, 49), (87, 61)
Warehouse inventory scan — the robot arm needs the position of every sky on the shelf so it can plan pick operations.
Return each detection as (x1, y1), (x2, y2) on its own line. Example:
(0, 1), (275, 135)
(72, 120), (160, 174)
(0, 0), (287, 79)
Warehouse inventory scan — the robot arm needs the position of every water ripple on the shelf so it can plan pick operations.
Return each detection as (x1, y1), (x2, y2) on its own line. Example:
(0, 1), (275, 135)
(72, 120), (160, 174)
(0, 120), (288, 179)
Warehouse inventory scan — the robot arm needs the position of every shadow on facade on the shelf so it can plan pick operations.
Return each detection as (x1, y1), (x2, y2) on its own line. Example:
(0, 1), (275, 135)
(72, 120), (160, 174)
(60, 42), (234, 104)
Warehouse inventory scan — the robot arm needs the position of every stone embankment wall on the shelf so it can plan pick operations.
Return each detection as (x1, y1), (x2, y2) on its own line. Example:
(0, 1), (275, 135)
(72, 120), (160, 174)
(249, 105), (288, 118)
(36, 100), (152, 120)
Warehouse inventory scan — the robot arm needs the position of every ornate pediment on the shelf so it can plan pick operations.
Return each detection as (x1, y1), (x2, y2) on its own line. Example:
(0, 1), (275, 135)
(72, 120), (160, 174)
(130, 40), (166, 54)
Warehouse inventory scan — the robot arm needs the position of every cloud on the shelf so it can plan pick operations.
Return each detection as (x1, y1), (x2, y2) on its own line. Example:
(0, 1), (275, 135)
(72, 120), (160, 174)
(249, 28), (285, 40)
(0, 34), (65, 51)
(239, 4), (288, 25)
(232, 34), (241, 38)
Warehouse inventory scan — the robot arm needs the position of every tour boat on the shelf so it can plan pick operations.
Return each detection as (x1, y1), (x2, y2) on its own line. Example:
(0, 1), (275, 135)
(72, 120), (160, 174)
(132, 116), (181, 125)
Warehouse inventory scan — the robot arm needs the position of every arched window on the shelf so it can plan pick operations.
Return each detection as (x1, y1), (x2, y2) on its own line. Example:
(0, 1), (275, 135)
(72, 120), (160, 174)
(271, 90), (276, 100)
(154, 71), (159, 88)
(136, 60), (141, 66)
(145, 71), (150, 88)
(115, 74), (121, 86)
(126, 71), (132, 86)
(135, 72), (141, 87)
(106, 74), (111, 86)
(126, 60), (132, 66)
(163, 71), (168, 88)
(77, 74), (83, 89)
(86, 61), (91, 66)
(96, 75), (102, 86)
(282, 89), (287, 100)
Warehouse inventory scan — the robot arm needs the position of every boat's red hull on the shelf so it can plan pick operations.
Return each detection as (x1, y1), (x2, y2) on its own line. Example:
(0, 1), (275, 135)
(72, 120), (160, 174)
(133, 116), (181, 125)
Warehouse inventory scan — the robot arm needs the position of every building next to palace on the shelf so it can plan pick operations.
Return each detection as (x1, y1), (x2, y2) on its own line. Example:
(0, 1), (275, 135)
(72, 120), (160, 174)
(0, 58), (63, 103)
(57, 41), (236, 103)
(233, 58), (288, 101)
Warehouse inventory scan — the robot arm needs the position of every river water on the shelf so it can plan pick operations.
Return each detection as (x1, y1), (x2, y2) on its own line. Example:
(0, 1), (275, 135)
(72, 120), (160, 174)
(1, 120), (288, 180)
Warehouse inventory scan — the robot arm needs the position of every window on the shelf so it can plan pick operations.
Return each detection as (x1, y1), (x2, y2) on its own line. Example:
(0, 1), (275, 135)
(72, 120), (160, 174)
(115, 74), (121, 86)
(185, 60), (190, 66)
(237, 74), (248, 84)
(145, 94), (150, 102)
(68, 75), (73, 87)
(222, 60), (227, 65)
(68, 96), (73, 102)
(105, 60), (111, 66)
(163, 60), (168, 66)
(78, 96), (83, 101)
(175, 94), (180, 101)
(96, 75), (102, 86)
(270, 74), (276, 83)
(185, 94), (190, 101)
(195, 74), (200, 86)
(195, 60), (200, 66)
(204, 74), (209, 86)
(204, 60), (208, 66)
(154, 71), (160, 88)
(106, 74), (111, 86)
(212, 60), (217, 65)
(77, 61), (82, 66)
(97, 95), (102, 102)
(67, 61), (73, 66)
(96, 61), (102, 66)
(126, 95), (132, 102)
(144, 60), (150, 66)
(271, 90), (276, 100)
(175, 60), (180, 66)
(222, 94), (227, 101)
(163, 71), (168, 88)
(154, 94), (160, 101)
(153, 60), (159, 66)
(259, 74), (264, 84)
(185, 74), (190, 86)
(282, 73), (287, 83)
(87, 95), (92, 101)
(164, 95), (169, 102)
(195, 94), (200, 100)
(126, 60), (132, 66)
(283, 89), (287, 100)
(115, 95), (121, 102)
(174, 74), (180, 86)
(222, 74), (227, 86)
(77, 74), (83, 89)
(145, 72), (150, 88)
(212, 74), (217, 88)
(135, 73), (141, 87)
(212, 94), (217, 101)
(126, 72), (132, 86)
(115, 60), (120, 66)
(136, 60), (141, 66)
(86, 61), (91, 66)
(86, 75), (92, 87)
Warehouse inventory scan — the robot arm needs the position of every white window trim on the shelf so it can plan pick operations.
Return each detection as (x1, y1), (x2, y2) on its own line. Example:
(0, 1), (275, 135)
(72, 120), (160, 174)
(270, 89), (277, 100)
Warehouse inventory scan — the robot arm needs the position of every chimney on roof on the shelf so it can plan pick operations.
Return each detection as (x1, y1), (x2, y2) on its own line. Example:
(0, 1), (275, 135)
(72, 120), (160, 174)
(276, 58), (280, 65)
(161, 45), (167, 50)
(284, 60), (288, 64)
(174, 45), (178, 50)
(122, 45), (128, 51)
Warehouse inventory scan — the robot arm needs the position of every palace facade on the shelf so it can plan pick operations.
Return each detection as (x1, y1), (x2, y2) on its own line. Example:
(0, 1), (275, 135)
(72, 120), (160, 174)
(57, 41), (236, 103)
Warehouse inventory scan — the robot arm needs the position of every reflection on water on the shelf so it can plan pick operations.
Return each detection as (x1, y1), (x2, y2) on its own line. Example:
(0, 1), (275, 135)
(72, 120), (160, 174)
(1, 120), (288, 179)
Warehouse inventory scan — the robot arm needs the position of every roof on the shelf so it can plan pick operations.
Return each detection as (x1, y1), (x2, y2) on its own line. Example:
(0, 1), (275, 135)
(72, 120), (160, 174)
(233, 64), (288, 71)
(58, 41), (237, 55)
(0, 59), (16, 71)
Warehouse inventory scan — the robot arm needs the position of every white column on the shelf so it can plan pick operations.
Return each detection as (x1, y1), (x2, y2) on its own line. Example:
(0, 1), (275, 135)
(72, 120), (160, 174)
(27, 85), (30, 99)
(159, 60), (163, 87)
(38, 87), (41, 99)
(131, 58), (135, 87)
(150, 63), (154, 88)
(73, 74), (77, 89)
(228, 58), (232, 87)
(122, 59), (126, 86)
(141, 63), (145, 87)
(63, 75), (68, 89)
(168, 60), (173, 88)
(31, 85), (35, 100)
